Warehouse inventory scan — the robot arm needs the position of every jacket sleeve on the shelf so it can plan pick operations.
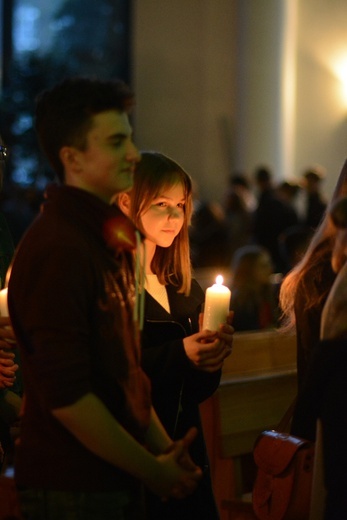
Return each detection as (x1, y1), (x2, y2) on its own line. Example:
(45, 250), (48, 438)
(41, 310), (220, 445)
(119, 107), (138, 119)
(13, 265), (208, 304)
(184, 366), (221, 403)
(141, 321), (221, 405)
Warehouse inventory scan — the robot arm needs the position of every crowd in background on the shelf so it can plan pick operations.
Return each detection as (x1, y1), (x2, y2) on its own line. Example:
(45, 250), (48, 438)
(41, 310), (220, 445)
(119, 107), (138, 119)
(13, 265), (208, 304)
(189, 163), (327, 332)
(190, 163), (326, 274)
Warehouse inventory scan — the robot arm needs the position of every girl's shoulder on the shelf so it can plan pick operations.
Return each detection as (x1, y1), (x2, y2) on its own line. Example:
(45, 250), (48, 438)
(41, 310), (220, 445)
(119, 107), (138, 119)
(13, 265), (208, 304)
(191, 278), (204, 299)
(165, 277), (204, 311)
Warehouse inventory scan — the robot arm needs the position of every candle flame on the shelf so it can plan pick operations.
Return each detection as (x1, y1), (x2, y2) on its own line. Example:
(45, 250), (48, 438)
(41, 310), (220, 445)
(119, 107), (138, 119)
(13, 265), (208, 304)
(216, 275), (224, 285)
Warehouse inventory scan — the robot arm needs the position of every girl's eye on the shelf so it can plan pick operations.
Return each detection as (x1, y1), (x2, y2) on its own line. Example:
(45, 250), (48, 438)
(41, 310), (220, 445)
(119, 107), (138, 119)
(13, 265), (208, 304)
(153, 201), (185, 209)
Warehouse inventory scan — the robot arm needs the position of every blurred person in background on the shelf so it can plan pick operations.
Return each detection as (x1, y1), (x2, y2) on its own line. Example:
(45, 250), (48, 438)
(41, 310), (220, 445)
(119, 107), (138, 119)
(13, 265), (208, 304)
(291, 195), (347, 518)
(300, 165), (327, 229)
(279, 159), (347, 391)
(252, 165), (299, 273)
(229, 244), (280, 332)
(224, 173), (253, 262)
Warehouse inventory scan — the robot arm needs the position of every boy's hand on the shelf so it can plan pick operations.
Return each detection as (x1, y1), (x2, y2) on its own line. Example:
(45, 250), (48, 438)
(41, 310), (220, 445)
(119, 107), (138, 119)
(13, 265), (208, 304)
(145, 427), (202, 500)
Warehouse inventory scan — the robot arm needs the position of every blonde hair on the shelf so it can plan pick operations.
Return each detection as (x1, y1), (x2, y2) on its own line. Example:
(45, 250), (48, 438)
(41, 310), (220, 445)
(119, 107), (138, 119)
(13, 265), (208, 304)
(127, 151), (193, 295)
(279, 159), (347, 331)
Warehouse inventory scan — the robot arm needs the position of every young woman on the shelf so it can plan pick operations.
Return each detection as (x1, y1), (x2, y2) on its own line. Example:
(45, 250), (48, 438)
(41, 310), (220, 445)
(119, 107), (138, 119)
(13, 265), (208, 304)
(290, 196), (347, 518)
(279, 159), (347, 390)
(117, 151), (233, 520)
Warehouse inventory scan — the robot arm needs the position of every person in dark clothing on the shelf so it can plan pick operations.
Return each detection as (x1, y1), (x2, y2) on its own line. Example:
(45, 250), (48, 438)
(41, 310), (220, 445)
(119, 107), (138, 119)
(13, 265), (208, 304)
(189, 198), (229, 268)
(290, 338), (347, 520)
(279, 159), (347, 391)
(278, 224), (313, 274)
(302, 166), (327, 229)
(252, 166), (299, 273)
(0, 136), (21, 472)
(224, 174), (254, 262)
(117, 151), (234, 519)
(291, 198), (347, 519)
(7, 78), (202, 520)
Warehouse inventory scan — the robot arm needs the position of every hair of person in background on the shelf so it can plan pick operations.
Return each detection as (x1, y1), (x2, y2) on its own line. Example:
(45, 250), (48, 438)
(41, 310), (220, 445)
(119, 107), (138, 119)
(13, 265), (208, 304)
(279, 159), (347, 331)
(329, 196), (347, 273)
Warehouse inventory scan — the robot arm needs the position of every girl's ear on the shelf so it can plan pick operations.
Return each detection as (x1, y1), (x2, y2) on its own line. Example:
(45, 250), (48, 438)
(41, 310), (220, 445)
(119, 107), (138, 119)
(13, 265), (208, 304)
(118, 192), (131, 216)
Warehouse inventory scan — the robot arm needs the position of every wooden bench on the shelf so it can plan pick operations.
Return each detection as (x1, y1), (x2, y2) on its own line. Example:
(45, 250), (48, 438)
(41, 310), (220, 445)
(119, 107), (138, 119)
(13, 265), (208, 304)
(200, 329), (297, 519)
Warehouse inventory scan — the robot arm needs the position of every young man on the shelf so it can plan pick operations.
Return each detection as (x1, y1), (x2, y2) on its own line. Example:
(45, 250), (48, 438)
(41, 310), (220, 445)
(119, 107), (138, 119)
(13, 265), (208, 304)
(7, 78), (201, 519)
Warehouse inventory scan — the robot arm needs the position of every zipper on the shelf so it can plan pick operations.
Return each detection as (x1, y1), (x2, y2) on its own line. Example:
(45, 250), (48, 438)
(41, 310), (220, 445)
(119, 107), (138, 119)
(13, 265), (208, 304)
(145, 318), (188, 336)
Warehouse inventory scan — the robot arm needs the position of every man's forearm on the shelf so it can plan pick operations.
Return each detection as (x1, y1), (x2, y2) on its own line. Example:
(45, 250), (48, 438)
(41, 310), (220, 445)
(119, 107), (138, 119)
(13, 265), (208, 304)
(52, 392), (161, 482)
(52, 392), (202, 499)
(144, 407), (172, 455)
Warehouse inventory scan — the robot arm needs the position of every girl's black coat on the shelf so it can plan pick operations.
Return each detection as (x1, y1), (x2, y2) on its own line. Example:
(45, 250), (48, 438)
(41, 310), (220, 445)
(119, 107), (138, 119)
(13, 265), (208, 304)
(141, 278), (221, 519)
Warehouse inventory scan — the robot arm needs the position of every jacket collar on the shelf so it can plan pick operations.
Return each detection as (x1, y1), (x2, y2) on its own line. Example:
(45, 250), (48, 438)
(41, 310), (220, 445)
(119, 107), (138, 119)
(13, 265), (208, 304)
(144, 278), (204, 322)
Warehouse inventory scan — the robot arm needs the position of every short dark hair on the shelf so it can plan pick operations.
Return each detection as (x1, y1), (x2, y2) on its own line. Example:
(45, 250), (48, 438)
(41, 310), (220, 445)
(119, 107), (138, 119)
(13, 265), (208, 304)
(35, 77), (135, 182)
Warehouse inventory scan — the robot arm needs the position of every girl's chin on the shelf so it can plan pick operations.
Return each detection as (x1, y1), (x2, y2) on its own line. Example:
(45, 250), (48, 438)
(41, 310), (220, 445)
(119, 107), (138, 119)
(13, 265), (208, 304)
(158, 239), (175, 248)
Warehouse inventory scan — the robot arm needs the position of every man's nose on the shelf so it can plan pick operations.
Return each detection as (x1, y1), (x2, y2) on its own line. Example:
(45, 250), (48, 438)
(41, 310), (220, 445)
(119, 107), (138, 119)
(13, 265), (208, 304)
(126, 141), (141, 163)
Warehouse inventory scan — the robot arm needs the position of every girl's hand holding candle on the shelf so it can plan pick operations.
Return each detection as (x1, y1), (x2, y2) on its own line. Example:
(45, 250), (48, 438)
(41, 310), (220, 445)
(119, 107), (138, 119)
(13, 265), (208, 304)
(202, 275), (231, 331)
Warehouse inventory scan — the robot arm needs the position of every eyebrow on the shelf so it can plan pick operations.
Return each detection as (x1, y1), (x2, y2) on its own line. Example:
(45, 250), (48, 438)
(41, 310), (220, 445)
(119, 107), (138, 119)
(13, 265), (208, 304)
(107, 132), (129, 141)
(155, 194), (186, 202)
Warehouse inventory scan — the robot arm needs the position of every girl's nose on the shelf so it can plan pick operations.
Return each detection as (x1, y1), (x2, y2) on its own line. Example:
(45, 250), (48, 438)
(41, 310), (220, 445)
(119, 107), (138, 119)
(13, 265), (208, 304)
(168, 207), (180, 219)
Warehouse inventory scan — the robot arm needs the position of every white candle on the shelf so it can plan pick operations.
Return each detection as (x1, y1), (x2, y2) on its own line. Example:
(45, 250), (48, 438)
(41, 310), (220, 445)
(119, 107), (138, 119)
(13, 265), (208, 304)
(0, 288), (8, 317)
(202, 275), (231, 331)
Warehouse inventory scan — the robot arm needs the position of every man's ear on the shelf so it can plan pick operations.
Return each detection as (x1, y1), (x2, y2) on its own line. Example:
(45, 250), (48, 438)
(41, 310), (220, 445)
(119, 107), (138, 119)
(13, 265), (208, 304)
(117, 192), (131, 216)
(59, 146), (82, 174)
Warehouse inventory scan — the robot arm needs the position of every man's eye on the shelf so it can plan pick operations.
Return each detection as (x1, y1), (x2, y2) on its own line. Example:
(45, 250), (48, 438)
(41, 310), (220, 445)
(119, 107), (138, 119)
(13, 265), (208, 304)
(177, 203), (185, 209)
